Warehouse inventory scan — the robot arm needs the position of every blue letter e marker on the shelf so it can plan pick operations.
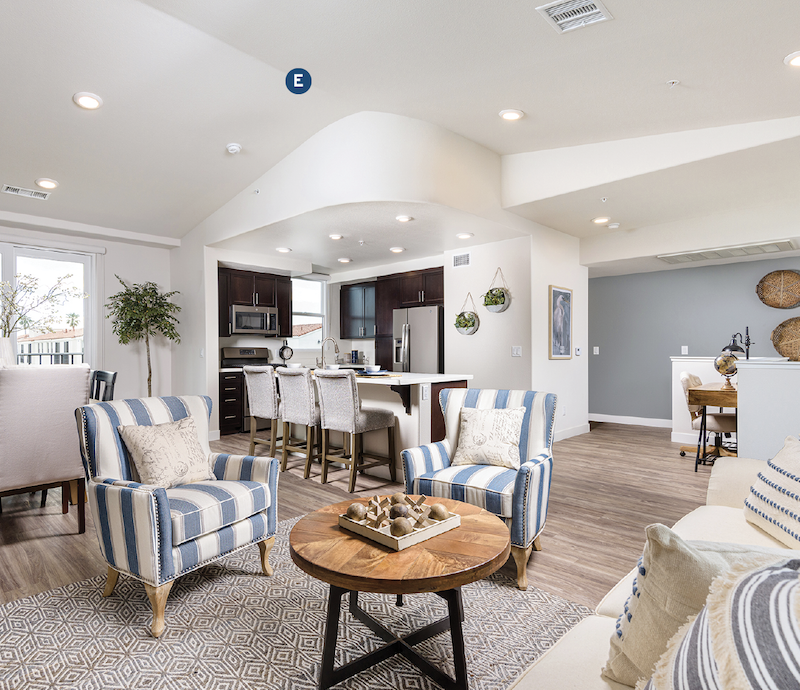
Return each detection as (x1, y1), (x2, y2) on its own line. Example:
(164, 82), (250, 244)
(286, 69), (311, 94)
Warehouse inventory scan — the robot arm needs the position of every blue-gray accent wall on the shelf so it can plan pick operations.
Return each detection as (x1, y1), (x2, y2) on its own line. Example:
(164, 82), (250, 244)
(588, 257), (800, 420)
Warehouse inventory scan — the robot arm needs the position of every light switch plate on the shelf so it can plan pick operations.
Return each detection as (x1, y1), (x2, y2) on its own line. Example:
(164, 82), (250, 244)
(593, 347), (599, 355)
(422, 384), (430, 400)
(511, 346), (522, 357)
(575, 347), (581, 356)
(681, 345), (689, 355)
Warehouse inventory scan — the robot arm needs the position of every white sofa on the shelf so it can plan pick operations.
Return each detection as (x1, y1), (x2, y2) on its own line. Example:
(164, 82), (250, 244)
(509, 456), (783, 690)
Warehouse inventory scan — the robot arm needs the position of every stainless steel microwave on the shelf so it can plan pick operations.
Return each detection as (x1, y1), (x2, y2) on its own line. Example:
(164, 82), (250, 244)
(230, 305), (279, 336)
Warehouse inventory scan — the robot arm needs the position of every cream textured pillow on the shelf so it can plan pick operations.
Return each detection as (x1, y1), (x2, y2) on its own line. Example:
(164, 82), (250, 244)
(450, 406), (525, 469)
(118, 417), (214, 489)
(602, 523), (792, 687)
(744, 435), (800, 549)
(639, 558), (800, 690)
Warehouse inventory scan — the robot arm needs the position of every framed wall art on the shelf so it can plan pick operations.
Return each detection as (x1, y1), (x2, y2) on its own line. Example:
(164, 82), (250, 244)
(548, 285), (572, 360)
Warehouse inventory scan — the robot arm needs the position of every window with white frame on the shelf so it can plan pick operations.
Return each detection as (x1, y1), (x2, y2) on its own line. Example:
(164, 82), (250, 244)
(1, 242), (94, 366)
(285, 278), (326, 350)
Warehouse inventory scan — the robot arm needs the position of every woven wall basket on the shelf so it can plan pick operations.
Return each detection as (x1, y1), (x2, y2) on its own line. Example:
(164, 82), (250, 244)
(771, 317), (800, 361)
(756, 270), (800, 309)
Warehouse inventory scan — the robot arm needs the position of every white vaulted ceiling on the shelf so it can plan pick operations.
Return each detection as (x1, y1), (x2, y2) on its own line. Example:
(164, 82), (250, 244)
(1, 0), (800, 274)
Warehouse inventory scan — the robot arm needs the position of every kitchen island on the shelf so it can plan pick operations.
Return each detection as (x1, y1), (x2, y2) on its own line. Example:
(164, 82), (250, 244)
(348, 372), (473, 481)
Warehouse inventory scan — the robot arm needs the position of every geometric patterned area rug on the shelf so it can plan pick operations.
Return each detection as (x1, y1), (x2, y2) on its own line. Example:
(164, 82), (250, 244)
(0, 518), (591, 690)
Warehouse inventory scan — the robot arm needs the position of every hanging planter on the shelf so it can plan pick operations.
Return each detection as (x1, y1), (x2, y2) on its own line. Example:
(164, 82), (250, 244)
(455, 292), (480, 335)
(482, 268), (511, 313)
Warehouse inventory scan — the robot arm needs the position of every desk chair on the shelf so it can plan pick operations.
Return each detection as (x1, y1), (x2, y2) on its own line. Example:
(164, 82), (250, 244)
(314, 369), (396, 493)
(243, 366), (281, 458)
(275, 367), (321, 477)
(89, 370), (117, 402)
(679, 372), (736, 468)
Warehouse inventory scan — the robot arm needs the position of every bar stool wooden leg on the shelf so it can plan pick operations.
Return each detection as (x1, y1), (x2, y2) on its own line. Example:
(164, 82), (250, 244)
(281, 421), (291, 472)
(321, 429), (330, 484)
(248, 416), (258, 456)
(388, 422), (397, 482)
(348, 432), (360, 493)
(269, 418), (278, 458)
(303, 424), (315, 479)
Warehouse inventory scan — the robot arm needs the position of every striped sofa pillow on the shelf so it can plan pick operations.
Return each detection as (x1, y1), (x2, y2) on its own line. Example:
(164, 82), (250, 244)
(641, 558), (800, 690)
(744, 435), (800, 549)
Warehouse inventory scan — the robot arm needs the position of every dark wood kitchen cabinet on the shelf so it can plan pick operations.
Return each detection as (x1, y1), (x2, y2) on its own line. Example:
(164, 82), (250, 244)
(218, 267), (292, 337)
(340, 282), (375, 339)
(399, 268), (444, 307)
(219, 371), (244, 435)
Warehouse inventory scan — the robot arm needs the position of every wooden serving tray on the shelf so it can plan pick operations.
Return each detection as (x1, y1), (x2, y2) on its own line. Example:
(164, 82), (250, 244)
(338, 511), (461, 550)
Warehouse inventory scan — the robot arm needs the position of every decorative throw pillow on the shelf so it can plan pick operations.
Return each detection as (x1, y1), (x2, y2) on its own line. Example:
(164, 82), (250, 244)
(118, 417), (214, 489)
(450, 406), (525, 469)
(602, 523), (792, 687)
(639, 558), (800, 690)
(744, 435), (800, 549)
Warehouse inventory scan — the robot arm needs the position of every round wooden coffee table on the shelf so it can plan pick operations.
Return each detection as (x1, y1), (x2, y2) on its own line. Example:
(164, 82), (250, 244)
(290, 496), (510, 690)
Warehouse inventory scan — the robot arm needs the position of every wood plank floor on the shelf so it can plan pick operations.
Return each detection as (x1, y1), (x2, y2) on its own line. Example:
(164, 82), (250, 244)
(0, 423), (711, 608)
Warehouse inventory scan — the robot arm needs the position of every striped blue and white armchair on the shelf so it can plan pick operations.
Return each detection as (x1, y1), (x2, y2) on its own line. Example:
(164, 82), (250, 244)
(401, 388), (556, 590)
(75, 395), (279, 637)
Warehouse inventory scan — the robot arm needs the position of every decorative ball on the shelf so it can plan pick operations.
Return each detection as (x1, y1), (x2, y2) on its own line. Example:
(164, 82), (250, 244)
(390, 517), (413, 537)
(714, 352), (738, 377)
(389, 492), (406, 505)
(389, 504), (409, 519)
(429, 503), (449, 521)
(346, 503), (367, 521)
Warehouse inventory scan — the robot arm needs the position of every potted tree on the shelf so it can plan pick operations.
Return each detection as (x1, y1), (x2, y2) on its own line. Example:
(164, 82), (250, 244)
(106, 276), (180, 396)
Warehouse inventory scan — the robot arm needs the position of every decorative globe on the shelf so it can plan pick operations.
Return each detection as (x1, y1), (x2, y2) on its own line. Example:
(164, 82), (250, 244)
(714, 352), (738, 377)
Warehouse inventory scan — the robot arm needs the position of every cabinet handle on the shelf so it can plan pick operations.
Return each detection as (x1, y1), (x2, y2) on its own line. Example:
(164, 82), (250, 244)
(224, 387), (237, 391)
(223, 376), (237, 380)
(224, 415), (236, 420)
(224, 398), (237, 403)
(229, 321), (232, 336)
(421, 290), (424, 302)
(373, 324), (376, 335)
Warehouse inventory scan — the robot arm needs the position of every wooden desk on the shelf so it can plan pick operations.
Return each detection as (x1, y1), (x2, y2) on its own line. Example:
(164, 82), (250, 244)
(686, 383), (737, 471)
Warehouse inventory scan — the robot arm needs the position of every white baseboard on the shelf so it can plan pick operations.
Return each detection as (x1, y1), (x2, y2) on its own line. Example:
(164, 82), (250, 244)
(671, 431), (698, 445)
(209, 430), (220, 442)
(554, 423), (590, 442)
(589, 414), (672, 428)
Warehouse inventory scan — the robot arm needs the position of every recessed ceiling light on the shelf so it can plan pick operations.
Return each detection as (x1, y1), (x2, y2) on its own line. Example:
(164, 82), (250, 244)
(607, 222), (620, 229)
(72, 92), (103, 109)
(276, 247), (292, 253)
(592, 216), (611, 224)
(226, 143), (242, 154)
(329, 234), (343, 240)
(35, 178), (58, 189)
(499, 109), (524, 121)
(338, 257), (351, 263)
(389, 247), (405, 253)
(784, 51), (800, 67)
(396, 215), (413, 223)
(456, 232), (473, 240)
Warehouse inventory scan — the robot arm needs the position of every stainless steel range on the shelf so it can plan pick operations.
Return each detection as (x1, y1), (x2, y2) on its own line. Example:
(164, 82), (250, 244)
(220, 347), (271, 369)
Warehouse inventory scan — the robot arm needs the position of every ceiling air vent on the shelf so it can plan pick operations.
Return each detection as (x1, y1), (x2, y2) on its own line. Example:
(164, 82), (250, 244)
(2, 184), (50, 200)
(657, 240), (796, 265)
(536, 0), (613, 34)
(453, 252), (471, 269)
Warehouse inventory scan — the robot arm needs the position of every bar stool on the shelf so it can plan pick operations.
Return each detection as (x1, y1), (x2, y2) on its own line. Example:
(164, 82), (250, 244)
(243, 366), (281, 458)
(275, 367), (321, 477)
(314, 369), (396, 493)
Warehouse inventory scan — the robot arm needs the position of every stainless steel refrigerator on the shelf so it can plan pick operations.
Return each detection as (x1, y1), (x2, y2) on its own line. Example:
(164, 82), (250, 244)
(392, 305), (444, 373)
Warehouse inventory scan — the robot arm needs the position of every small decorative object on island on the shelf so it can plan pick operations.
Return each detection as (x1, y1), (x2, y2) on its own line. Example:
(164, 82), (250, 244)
(455, 292), (480, 335)
(714, 351), (739, 390)
(339, 494), (461, 550)
(482, 267), (511, 313)
(771, 317), (800, 361)
(756, 269), (800, 309)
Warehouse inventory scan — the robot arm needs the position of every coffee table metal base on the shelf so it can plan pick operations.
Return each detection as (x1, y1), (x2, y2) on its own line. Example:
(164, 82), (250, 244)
(320, 584), (468, 690)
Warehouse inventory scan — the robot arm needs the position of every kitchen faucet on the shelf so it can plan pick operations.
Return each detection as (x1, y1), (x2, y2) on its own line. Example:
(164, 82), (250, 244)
(321, 337), (339, 369)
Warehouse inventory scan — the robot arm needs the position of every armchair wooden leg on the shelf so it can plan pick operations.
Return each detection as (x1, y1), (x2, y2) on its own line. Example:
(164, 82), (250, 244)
(144, 580), (175, 638)
(258, 537), (276, 576)
(511, 545), (533, 591)
(533, 535), (542, 551)
(103, 567), (120, 597)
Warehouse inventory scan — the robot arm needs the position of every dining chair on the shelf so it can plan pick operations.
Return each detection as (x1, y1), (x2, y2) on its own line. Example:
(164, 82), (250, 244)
(243, 365), (281, 458)
(275, 367), (321, 476)
(89, 370), (117, 402)
(314, 369), (396, 493)
(679, 371), (736, 467)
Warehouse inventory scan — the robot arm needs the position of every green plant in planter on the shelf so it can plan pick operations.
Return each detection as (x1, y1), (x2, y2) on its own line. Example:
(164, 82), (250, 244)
(455, 312), (476, 329)
(106, 275), (181, 396)
(483, 288), (506, 306)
